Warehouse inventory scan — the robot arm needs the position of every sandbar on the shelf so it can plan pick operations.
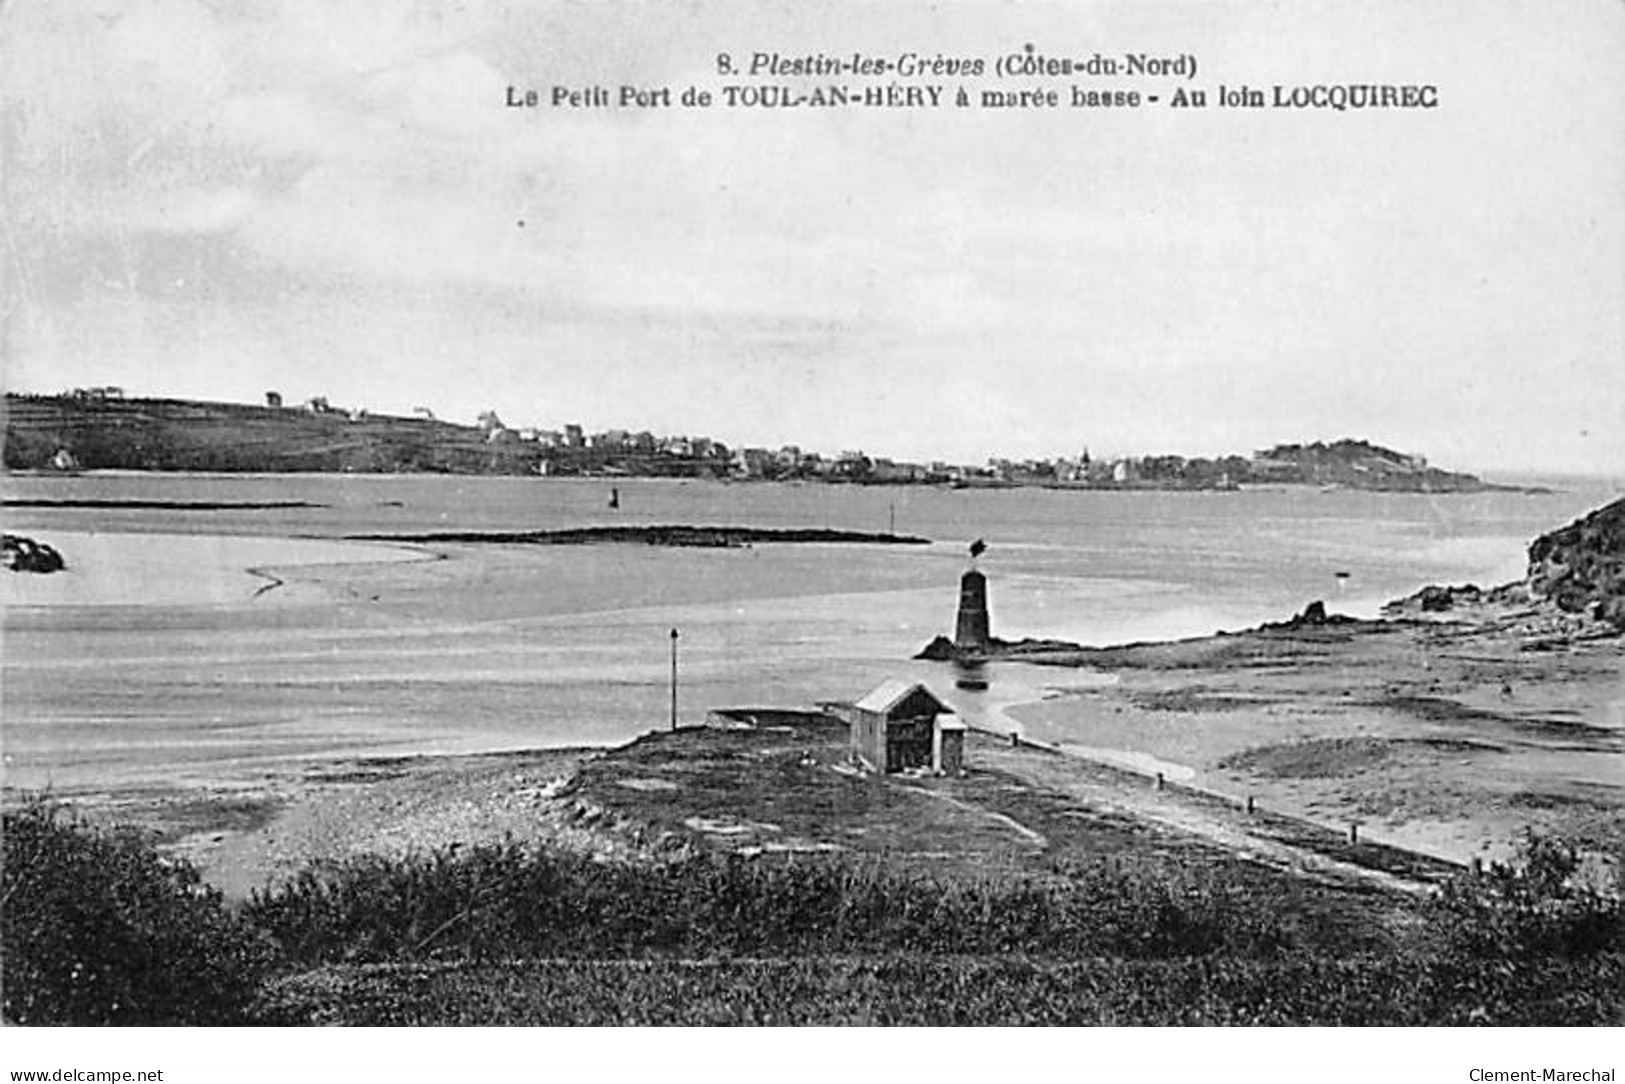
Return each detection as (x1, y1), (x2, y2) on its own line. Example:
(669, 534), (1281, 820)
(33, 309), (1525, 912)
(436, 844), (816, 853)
(1, 530), (427, 608)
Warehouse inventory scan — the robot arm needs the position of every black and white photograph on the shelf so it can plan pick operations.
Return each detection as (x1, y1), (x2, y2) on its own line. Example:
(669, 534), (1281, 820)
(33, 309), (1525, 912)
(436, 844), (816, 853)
(1, 0), (1621, 1065)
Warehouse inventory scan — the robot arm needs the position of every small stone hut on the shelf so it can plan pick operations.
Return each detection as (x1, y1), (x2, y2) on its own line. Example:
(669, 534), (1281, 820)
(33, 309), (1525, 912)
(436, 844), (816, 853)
(849, 679), (966, 775)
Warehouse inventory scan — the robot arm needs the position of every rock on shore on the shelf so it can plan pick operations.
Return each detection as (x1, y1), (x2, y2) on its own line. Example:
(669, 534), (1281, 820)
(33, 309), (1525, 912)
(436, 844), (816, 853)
(2, 534), (65, 574)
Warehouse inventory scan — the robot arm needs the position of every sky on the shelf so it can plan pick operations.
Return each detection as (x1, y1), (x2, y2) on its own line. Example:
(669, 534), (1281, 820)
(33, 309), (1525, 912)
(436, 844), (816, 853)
(2, 0), (1621, 474)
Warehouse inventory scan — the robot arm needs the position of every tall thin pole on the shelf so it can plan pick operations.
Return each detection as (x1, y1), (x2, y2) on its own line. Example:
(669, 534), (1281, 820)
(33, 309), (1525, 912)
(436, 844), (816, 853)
(669, 627), (679, 730)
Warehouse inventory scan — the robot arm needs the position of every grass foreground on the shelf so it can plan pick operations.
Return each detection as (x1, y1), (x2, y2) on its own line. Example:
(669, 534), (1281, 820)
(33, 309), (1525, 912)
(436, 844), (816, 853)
(3, 800), (1620, 1026)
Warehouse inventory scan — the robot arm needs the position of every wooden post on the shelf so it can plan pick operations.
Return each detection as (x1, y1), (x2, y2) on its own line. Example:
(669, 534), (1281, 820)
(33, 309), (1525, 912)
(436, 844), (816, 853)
(669, 628), (679, 731)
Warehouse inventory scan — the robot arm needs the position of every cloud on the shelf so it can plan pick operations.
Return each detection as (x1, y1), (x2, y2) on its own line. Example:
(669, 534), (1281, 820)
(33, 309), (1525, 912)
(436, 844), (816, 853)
(4, 0), (1622, 472)
(131, 186), (260, 234)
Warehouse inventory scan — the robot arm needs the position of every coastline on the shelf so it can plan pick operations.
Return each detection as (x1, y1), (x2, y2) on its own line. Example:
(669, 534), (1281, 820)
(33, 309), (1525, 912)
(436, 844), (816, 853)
(5, 484), (1619, 884)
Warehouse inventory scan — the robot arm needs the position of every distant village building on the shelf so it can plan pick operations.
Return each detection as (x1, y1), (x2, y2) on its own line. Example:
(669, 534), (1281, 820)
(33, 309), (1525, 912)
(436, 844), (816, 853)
(735, 447), (774, 478)
(848, 679), (966, 775)
(69, 386), (124, 401)
(869, 457), (912, 483)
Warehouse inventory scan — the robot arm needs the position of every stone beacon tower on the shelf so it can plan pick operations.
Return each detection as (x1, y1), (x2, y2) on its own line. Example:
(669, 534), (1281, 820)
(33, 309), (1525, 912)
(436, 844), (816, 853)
(954, 568), (991, 650)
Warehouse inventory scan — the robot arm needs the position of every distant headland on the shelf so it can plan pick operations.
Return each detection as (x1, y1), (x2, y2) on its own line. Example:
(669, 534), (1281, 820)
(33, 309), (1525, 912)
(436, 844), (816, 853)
(5, 389), (1530, 493)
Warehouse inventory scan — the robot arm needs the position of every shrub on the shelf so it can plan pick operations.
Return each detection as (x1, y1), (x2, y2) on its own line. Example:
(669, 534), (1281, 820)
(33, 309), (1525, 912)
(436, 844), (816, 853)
(2, 801), (272, 1025)
(245, 844), (1298, 966)
(1420, 833), (1622, 962)
(1409, 832), (1623, 1024)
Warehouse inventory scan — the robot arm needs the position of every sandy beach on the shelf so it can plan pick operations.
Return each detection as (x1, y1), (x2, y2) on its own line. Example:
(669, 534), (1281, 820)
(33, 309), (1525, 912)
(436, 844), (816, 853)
(0, 530), (428, 608)
(1002, 622), (1622, 866)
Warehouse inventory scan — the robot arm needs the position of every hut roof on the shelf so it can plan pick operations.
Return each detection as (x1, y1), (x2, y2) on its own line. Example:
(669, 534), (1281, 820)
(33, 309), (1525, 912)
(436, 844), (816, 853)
(855, 679), (949, 716)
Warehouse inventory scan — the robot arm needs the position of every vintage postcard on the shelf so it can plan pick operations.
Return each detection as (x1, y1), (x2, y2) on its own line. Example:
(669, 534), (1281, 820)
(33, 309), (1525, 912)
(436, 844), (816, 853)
(2, 0), (1621, 1069)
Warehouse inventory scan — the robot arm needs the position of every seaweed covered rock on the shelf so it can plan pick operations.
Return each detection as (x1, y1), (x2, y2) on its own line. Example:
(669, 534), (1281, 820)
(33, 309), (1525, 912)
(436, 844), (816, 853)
(2, 534), (65, 573)
(1417, 584), (1480, 612)
(1527, 498), (1625, 629)
(1382, 582), (1514, 618)
(1259, 600), (1359, 630)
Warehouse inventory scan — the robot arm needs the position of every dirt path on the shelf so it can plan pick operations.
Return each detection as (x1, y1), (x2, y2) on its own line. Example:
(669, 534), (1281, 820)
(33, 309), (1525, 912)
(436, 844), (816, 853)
(973, 738), (1460, 897)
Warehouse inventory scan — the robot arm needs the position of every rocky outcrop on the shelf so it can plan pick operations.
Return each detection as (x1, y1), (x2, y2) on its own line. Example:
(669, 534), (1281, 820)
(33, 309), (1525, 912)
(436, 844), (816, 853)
(1382, 498), (1624, 637)
(352, 525), (930, 548)
(1385, 582), (1514, 617)
(916, 635), (960, 661)
(914, 633), (1111, 662)
(919, 599), (1373, 661)
(1258, 600), (1360, 630)
(1413, 584), (1484, 612)
(2, 534), (65, 573)
(1526, 498), (1625, 630)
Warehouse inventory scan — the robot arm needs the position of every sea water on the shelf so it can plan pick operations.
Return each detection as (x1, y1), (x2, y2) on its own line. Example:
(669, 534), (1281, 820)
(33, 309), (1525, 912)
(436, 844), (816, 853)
(2, 472), (1616, 789)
